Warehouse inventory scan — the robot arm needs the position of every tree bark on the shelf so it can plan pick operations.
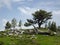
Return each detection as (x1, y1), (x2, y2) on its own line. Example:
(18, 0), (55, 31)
(38, 23), (41, 28)
(32, 25), (38, 34)
(38, 20), (43, 28)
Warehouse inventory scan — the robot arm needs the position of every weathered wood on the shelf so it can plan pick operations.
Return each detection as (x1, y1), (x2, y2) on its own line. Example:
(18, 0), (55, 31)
(32, 25), (38, 34)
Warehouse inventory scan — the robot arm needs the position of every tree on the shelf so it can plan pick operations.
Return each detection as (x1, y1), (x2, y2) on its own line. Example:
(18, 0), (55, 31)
(19, 20), (22, 29)
(11, 18), (17, 28)
(24, 19), (34, 26)
(58, 26), (60, 31)
(48, 21), (57, 35)
(24, 19), (38, 34)
(32, 10), (52, 28)
(5, 21), (11, 29)
(50, 21), (57, 32)
(48, 21), (51, 29)
(24, 10), (52, 34)
(45, 21), (47, 29)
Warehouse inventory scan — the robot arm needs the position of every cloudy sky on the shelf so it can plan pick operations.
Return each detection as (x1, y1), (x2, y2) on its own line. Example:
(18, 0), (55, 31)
(0, 0), (60, 31)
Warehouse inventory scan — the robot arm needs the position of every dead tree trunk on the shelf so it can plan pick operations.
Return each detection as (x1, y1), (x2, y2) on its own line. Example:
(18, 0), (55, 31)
(32, 24), (38, 34)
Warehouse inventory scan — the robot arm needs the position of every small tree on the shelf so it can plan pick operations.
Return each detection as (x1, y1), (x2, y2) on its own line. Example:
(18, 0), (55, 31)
(48, 21), (51, 29)
(45, 21), (47, 29)
(19, 20), (22, 29)
(11, 18), (17, 29)
(50, 22), (57, 32)
(48, 21), (57, 35)
(5, 21), (11, 29)
(58, 26), (60, 31)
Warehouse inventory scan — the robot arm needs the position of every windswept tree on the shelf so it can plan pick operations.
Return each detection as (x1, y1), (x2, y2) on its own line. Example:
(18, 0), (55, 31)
(5, 21), (11, 29)
(32, 10), (52, 28)
(24, 10), (52, 34)
(11, 18), (17, 29)
(24, 10), (52, 28)
(19, 20), (22, 29)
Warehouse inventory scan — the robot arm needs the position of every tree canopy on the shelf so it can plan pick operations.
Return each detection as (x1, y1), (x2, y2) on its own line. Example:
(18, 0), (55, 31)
(19, 20), (22, 27)
(50, 21), (57, 32)
(24, 10), (52, 28)
(5, 21), (11, 29)
(11, 18), (17, 28)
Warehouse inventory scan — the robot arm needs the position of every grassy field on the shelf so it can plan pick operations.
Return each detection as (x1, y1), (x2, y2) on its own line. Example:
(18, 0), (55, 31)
(0, 34), (60, 45)
(36, 35), (60, 45)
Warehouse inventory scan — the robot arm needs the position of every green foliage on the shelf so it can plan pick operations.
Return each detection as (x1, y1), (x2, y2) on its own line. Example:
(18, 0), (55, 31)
(49, 21), (57, 32)
(48, 21), (51, 29)
(0, 35), (60, 45)
(24, 22), (32, 27)
(0, 35), (39, 45)
(24, 19), (34, 27)
(58, 26), (60, 31)
(27, 19), (34, 24)
(32, 10), (52, 28)
(11, 18), (17, 28)
(36, 35), (60, 45)
(5, 21), (11, 29)
(45, 22), (47, 29)
(24, 10), (52, 28)
(24, 19), (39, 34)
(57, 26), (60, 36)
(19, 20), (22, 27)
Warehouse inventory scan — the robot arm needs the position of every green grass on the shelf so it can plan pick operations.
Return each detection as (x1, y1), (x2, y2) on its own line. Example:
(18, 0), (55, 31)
(39, 28), (48, 32)
(36, 35), (60, 45)
(0, 35), (60, 45)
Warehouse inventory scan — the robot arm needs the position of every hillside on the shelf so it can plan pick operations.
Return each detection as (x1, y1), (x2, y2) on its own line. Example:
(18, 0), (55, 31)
(0, 34), (60, 45)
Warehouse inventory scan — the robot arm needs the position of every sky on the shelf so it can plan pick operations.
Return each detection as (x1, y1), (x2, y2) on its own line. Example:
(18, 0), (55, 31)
(0, 0), (60, 31)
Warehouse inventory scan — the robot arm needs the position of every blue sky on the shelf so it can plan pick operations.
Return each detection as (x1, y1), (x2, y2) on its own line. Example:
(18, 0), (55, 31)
(0, 0), (60, 31)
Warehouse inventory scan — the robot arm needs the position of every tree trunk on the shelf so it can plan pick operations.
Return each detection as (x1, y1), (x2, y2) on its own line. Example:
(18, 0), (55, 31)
(38, 23), (41, 28)
(32, 25), (38, 34)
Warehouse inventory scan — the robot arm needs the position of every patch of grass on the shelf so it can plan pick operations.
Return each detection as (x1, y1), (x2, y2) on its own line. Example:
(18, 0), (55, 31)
(0, 35), (60, 45)
(39, 28), (48, 32)
(36, 35), (60, 45)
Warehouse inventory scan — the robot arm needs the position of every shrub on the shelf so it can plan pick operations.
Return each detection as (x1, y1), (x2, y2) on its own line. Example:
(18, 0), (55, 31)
(48, 21), (57, 35)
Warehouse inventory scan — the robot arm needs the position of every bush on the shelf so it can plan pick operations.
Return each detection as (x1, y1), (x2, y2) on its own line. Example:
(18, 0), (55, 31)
(48, 21), (57, 35)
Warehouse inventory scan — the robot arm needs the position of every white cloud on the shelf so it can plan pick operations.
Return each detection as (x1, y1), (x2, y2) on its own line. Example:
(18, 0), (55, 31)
(16, 25), (33, 29)
(40, 2), (53, 6)
(18, 6), (39, 15)
(13, 0), (33, 2)
(2, 19), (11, 27)
(21, 26), (33, 29)
(0, 29), (4, 31)
(27, 0), (33, 1)
(37, 1), (60, 7)
(4, 0), (12, 9)
(2, 19), (8, 26)
(0, 0), (12, 9)
(53, 10), (60, 15)
(18, 7), (28, 14)
(0, 0), (34, 9)
(12, 0), (25, 2)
